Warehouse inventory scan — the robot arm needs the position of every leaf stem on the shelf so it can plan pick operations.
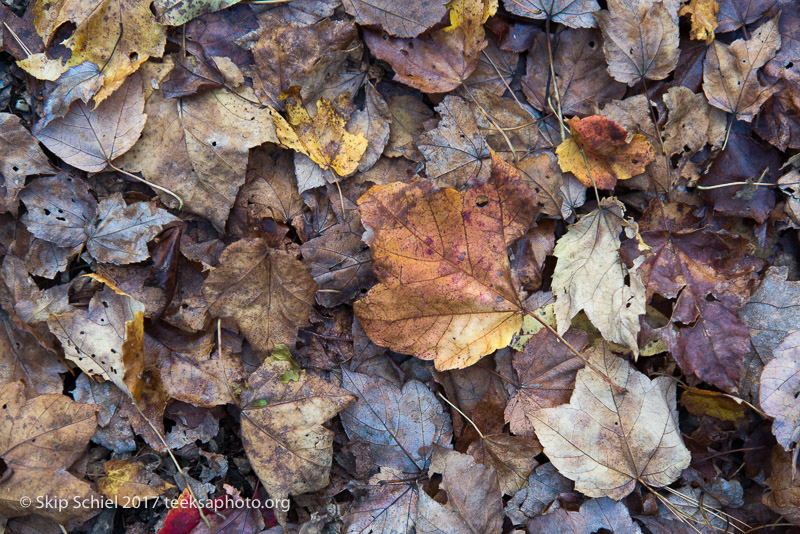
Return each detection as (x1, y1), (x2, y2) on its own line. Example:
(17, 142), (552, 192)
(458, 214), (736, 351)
(437, 392), (484, 439)
(544, 17), (566, 142)
(523, 309), (625, 394)
(108, 161), (184, 210)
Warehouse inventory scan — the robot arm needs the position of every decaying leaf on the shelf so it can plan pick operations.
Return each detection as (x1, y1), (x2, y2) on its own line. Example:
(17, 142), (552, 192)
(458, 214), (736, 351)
(467, 433), (542, 496)
(740, 266), (800, 364)
(354, 153), (538, 370)
(702, 16), (781, 121)
(764, 446), (800, 525)
(504, 0), (600, 28)
(0, 113), (53, 215)
(343, 467), (419, 533)
(556, 115), (655, 189)
(47, 283), (145, 400)
(240, 358), (354, 501)
(30, 0), (166, 103)
(363, 0), (489, 93)
(595, 0), (680, 85)
(153, 0), (241, 25)
(342, 0), (447, 37)
(0, 381), (99, 523)
(532, 345), (691, 499)
(19, 173), (95, 247)
(679, 0), (721, 43)
(340, 369), (453, 473)
(384, 94), (435, 160)
(0, 309), (67, 396)
(527, 497), (642, 533)
(39, 62), (104, 127)
(202, 238), (316, 355)
(97, 458), (173, 503)
(551, 197), (646, 354)
(759, 331), (800, 451)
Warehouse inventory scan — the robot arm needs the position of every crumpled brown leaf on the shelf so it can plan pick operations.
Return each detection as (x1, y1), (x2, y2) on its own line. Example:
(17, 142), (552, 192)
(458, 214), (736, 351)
(354, 153), (538, 370)
(202, 238), (316, 355)
(552, 197), (646, 354)
(703, 16), (781, 121)
(0, 113), (52, 215)
(532, 345), (691, 500)
(239, 358), (354, 502)
(679, 0), (721, 43)
(0, 381), (100, 524)
(596, 0), (680, 85)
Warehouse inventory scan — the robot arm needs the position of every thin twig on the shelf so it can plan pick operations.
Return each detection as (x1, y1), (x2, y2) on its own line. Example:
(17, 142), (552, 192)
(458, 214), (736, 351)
(438, 393), (484, 439)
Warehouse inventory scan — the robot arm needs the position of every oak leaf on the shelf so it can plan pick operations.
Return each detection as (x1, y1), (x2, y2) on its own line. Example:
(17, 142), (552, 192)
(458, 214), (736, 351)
(239, 358), (354, 501)
(30, 0), (166, 103)
(48, 284), (145, 401)
(595, 0), (680, 85)
(703, 16), (781, 121)
(118, 61), (278, 230)
(362, 0), (488, 93)
(340, 369), (453, 473)
(759, 331), (800, 451)
(531, 345), (691, 499)
(201, 238), (316, 355)
(342, 0), (447, 38)
(556, 115), (655, 190)
(504, 0), (600, 28)
(0, 113), (53, 215)
(354, 153), (538, 370)
(0, 381), (100, 523)
(551, 198), (646, 354)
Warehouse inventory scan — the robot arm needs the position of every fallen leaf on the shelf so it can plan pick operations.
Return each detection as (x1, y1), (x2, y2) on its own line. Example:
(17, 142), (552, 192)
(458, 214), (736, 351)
(740, 266), (800, 364)
(467, 433), (542, 495)
(347, 84), (391, 172)
(86, 194), (178, 265)
(243, 147), (305, 229)
(354, 153), (538, 370)
(764, 445), (800, 525)
(340, 369), (453, 473)
(662, 85), (727, 157)
(551, 197), (646, 354)
(384, 94), (434, 161)
(416, 95), (491, 188)
(505, 329), (588, 437)
(759, 331), (800, 451)
(39, 62), (104, 127)
(630, 201), (760, 392)
(416, 447), (503, 534)
(504, 0), (600, 28)
(342, 0), (447, 38)
(0, 113), (53, 215)
(239, 358), (354, 501)
(31, 0), (166, 103)
(202, 238), (316, 355)
(527, 497), (642, 533)
(703, 16), (781, 121)
(465, 36), (518, 95)
(679, 0), (721, 43)
(531, 345), (691, 499)
(0, 308), (67, 396)
(97, 458), (173, 503)
(0, 381), (100, 523)
(251, 19), (360, 110)
(556, 115), (655, 189)
(34, 72), (145, 173)
(505, 463), (573, 524)
(596, 0), (680, 85)
(47, 284), (145, 400)
(362, 0), (488, 93)
(717, 0), (776, 32)
(19, 173), (95, 247)
(680, 387), (747, 423)
(515, 152), (587, 218)
(522, 28), (626, 116)
(273, 89), (368, 183)
(343, 467), (418, 533)
(118, 61), (278, 230)
(153, 0), (241, 25)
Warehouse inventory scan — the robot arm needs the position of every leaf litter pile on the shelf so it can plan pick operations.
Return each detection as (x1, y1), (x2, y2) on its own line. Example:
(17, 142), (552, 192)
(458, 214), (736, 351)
(1, 0), (800, 532)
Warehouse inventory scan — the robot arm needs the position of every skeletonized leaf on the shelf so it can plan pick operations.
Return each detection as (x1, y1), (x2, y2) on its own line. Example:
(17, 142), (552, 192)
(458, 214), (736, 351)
(354, 153), (538, 370)
(240, 359), (354, 501)
(531, 345), (691, 500)
(595, 0), (680, 85)
(201, 238), (316, 355)
(342, 0), (447, 37)
(551, 198), (646, 354)
(702, 15), (781, 121)
(34, 72), (146, 173)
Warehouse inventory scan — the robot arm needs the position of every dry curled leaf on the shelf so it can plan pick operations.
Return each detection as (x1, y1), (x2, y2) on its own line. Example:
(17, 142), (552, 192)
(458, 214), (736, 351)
(551, 197), (646, 354)
(556, 115), (655, 190)
(202, 238), (316, 355)
(240, 358), (354, 501)
(532, 345), (691, 500)
(595, 0), (680, 85)
(679, 0), (721, 43)
(702, 16), (781, 121)
(354, 153), (538, 370)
